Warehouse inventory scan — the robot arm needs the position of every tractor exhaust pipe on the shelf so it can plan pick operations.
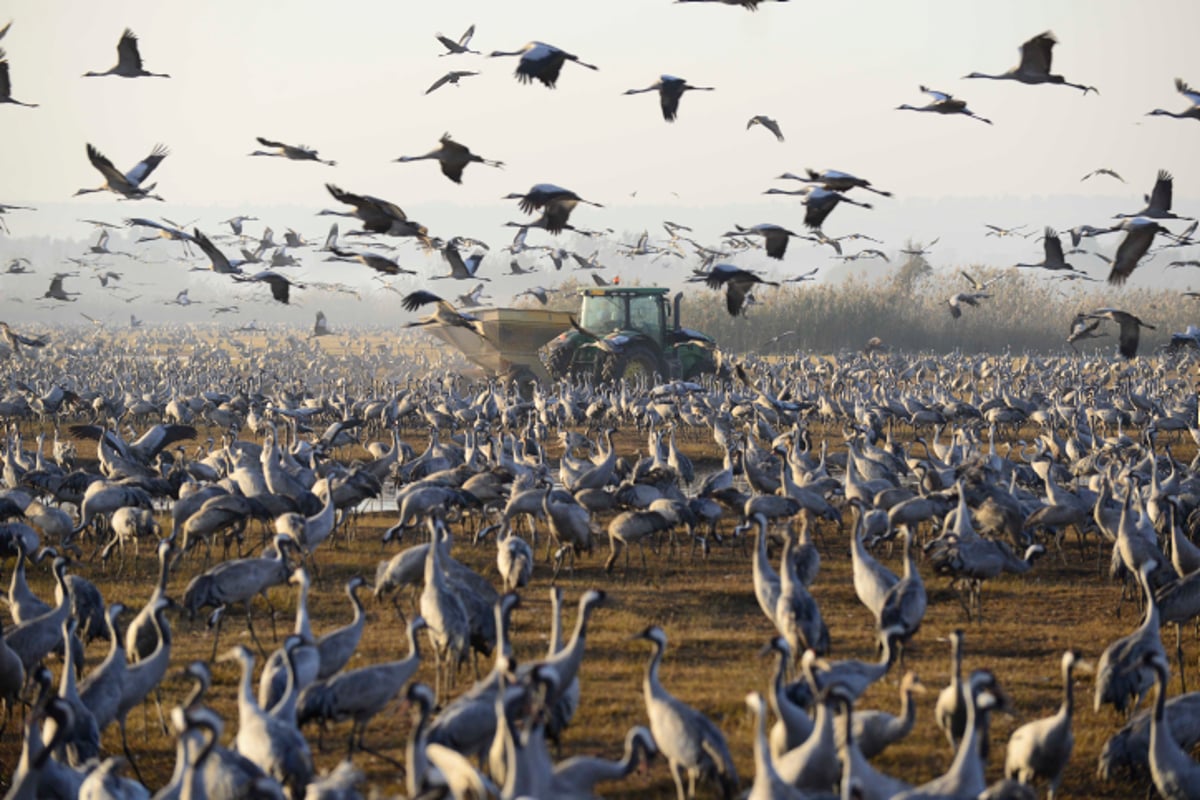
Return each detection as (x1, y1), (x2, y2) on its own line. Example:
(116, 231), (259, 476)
(673, 292), (682, 329)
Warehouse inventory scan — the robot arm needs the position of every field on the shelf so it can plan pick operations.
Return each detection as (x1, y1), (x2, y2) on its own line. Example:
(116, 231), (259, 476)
(1, 422), (1192, 799)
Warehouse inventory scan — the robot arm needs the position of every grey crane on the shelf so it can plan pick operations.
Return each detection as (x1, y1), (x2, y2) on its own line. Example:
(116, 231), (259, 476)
(315, 576), (366, 679)
(1147, 78), (1200, 121)
(1014, 227), (1079, 272)
(40, 618), (99, 768)
(552, 724), (656, 799)
(113, 596), (171, 782)
(435, 239), (488, 280)
(401, 290), (489, 340)
(304, 760), (364, 800)
(541, 488), (593, 576)
(1115, 170), (1192, 222)
(425, 69), (480, 94)
(743, 691), (807, 800)
(1139, 651), (1200, 799)
(765, 184), (874, 230)
(7, 695), (76, 800)
(635, 625), (738, 800)
(746, 115), (785, 141)
(258, 568), (319, 717)
(1086, 308), (1155, 359)
(694, 263), (778, 316)
(503, 183), (603, 235)
(421, 519), (469, 703)
(181, 533), (296, 659)
(190, 228), (245, 275)
(1004, 650), (1089, 798)
(328, 246), (416, 277)
(297, 616), (425, 764)
(0, 50), (36, 107)
(0, 613), (22, 738)
(232, 270), (301, 304)
(84, 29), (169, 77)
(4, 556), (73, 675)
(489, 41), (598, 88)
(75, 143), (168, 200)
(775, 535), (829, 657)
(780, 167), (893, 196)
(320, 183), (428, 238)
(605, 505), (675, 576)
(394, 133), (502, 184)
(436, 24), (478, 55)
(1067, 313), (1105, 351)
(849, 500), (899, 621)
(947, 291), (991, 319)
(897, 85), (992, 124)
(895, 670), (1008, 800)
(221, 643), (313, 799)
(42, 273), (80, 302)
(723, 224), (799, 260)
(877, 527), (925, 658)
(1095, 561), (1166, 716)
(1082, 168), (1126, 183)
(761, 637), (813, 758)
(478, 522), (532, 592)
(1105, 217), (1175, 285)
(774, 658), (843, 793)
(79, 603), (128, 731)
(935, 630), (969, 750)
(964, 30), (1096, 94)
(248, 137), (335, 166)
(623, 75), (714, 121)
(851, 670), (925, 759)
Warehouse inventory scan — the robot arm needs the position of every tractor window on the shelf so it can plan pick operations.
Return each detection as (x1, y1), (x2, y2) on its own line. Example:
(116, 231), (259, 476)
(629, 297), (663, 341)
(580, 295), (624, 334)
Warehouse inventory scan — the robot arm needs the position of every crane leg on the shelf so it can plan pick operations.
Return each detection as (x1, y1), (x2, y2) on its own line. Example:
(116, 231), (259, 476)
(120, 718), (147, 785)
(244, 601), (268, 658)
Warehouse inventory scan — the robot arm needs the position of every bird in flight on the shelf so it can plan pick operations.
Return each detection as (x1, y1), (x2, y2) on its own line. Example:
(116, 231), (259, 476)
(984, 223), (1029, 238)
(959, 270), (1003, 292)
(394, 133), (503, 184)
(402, 290), (489, 339)
(896, 86), (991, 124)
(503, 183), (603, 235)
(320, 184), (428, 238)
(83, 29), (169, 78)
(489, 42), (598, 89)
(248, 137), (335, 166)
(691, 263), (778, 316)
(723, 224), (800, 260)
(1081, 168), (1125, 183)
(1146, 78), (1200, 122)
(964, 30), (1097, 94)
(0, 49), (37, 107)
(233, 270), (302, 304)
(425, 70), (480, 95)
(436, 24), (478, 56)
(947, 291), (990, 319)
(1105, 218), (1175, 285)
(623, 75), (715, 122)
(746, 115), (784, 141)
(1086, 308), (1154, 359)
(1015, 228), (1081, 273)
(75, 143), (168, 201)
(1066, 313), (1105, 352)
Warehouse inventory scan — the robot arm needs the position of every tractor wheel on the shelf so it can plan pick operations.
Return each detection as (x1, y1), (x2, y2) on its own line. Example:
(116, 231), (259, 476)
(601, 345), (662, 385)
(544, 340), (574, 381)
(503, 366), (539, 400)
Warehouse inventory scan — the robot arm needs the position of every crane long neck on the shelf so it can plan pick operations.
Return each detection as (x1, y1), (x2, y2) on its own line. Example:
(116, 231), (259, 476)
(643, 639), (665, 700)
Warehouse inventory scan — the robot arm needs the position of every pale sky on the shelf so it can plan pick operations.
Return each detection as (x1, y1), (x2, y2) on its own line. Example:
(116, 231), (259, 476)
(1, 0), (1198, 321)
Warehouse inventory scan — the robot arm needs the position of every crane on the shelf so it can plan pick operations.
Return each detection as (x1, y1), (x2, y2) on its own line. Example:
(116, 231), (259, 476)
(746, 115), (784, 141)
(897, 86), (991, 124)
(1146, 78), (1200, 121)
(248, 137), (335, 166)
(964, 31), (1096, 94)
(489, 42), (598, 88)
(394, 133), (503, 184)
(83, 29), (169, 78)
(623, 75), (714, 121)
(436, 24), (478, 55)
(425, 70), (479, 94)
(0, 49), (36, 107)
(75, 143), (168, 201)
(320, 184), (428, 238)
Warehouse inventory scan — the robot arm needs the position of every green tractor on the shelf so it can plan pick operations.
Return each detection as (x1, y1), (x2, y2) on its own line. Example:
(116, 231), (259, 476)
(542, 286), (719, 383)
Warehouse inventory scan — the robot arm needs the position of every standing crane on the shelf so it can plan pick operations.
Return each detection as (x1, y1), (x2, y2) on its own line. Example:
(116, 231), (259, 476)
(964, 31), (1096, 94)
(634, 626), (738, 800)
(83, 29), (170, 78)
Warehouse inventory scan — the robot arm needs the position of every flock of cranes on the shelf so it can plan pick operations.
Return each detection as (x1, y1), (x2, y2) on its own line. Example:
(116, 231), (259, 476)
(0, 310), (1198, 797)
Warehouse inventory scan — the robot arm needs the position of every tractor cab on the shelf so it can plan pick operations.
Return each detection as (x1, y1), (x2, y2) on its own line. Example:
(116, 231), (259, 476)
(543, 286), (717, 383)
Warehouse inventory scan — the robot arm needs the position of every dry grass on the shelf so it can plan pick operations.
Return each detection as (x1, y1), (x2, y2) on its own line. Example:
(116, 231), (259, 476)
(1, 452), (1188, 798)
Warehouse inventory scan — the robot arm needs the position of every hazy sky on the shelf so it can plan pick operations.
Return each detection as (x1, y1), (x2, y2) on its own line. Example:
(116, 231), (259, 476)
(1, 0), (1198, 321)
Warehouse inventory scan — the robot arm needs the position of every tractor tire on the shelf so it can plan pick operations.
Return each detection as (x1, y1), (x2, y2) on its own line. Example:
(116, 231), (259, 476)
(543, 340), (574, 381)
(600, 344), (662, 385)
(503, 365), (539, 401)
